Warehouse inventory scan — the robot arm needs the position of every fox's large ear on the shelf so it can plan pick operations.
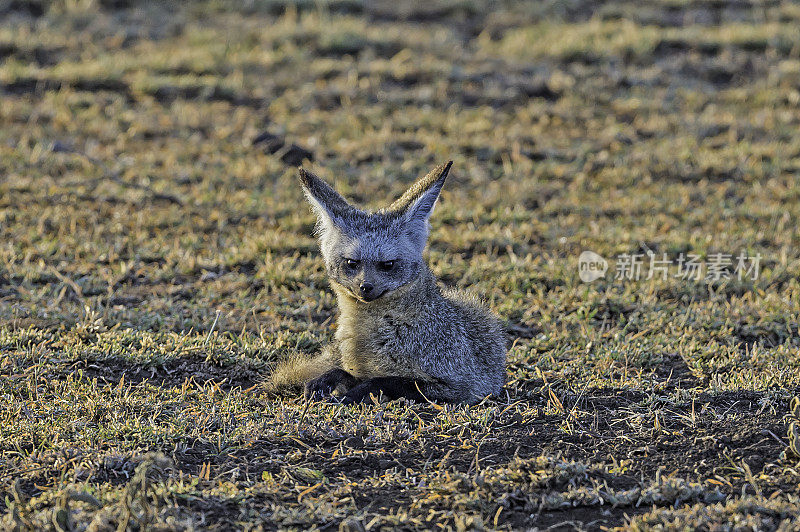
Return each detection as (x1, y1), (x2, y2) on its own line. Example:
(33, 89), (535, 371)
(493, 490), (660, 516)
(299, 168), (354, 231)
(388, 161), (452, 248)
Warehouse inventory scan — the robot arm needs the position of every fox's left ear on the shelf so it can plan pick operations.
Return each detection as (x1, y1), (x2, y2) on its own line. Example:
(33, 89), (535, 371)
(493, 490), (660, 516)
(389, 161), (452, 248)
(298, 168), (354, 233)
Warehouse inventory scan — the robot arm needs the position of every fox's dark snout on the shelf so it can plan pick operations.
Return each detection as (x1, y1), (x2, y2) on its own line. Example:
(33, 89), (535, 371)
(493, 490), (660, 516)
(357, 282), (385, 302)
(359, 282), (374, 296)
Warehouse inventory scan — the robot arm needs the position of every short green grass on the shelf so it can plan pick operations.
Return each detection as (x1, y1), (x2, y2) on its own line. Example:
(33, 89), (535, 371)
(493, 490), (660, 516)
(1, 0), (800, 529)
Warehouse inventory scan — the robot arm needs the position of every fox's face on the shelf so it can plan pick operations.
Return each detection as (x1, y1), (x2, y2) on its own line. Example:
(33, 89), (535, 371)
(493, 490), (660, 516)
(299, 162), (452, 303)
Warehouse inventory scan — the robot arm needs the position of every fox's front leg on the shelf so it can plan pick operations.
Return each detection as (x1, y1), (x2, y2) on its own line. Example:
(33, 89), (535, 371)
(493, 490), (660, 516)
(340, 377), (429, 404)
(305, 368), (359, 400)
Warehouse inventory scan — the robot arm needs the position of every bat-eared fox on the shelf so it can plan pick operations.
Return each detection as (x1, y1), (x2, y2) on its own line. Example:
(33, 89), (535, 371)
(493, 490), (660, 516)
(268, 161), (506, 404)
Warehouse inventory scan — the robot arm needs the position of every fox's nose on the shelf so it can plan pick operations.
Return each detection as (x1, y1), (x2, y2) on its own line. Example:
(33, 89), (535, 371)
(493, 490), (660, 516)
(359, 282), (374, 296)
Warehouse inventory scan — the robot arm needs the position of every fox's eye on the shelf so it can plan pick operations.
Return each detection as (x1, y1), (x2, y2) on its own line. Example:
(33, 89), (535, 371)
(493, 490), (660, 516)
(377, 260), (396, 272)
(344, 259), (360, 270)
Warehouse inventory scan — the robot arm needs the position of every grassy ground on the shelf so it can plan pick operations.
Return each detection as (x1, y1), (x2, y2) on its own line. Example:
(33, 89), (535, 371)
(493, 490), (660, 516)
(2, 0), (800, 529)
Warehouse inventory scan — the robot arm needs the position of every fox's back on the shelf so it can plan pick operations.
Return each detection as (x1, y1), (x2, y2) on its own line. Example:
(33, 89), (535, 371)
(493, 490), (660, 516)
(442, 288), (507, 392)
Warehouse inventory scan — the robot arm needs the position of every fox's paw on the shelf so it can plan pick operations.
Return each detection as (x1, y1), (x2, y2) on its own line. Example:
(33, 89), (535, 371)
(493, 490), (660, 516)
(340, 382), (371, 404)
(340, 377), (430, 404)
(304, 368), (357, 401)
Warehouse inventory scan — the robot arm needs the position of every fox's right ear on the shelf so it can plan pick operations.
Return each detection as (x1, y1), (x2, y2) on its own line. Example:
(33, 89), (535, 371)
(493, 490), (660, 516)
(298, 168), (353, 231)
(388, 161), (452, 250)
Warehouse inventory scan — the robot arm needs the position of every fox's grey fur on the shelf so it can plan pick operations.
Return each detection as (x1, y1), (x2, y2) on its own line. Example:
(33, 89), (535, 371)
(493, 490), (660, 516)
(267, 161), (506, 404)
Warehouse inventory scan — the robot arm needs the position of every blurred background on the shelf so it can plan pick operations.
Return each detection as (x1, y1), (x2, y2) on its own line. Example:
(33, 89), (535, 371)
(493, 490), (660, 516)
(2, 0), (799, 365)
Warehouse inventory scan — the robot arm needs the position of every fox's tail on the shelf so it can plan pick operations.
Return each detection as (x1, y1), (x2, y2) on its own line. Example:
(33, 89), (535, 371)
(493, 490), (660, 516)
(265, 346), (338, 396)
